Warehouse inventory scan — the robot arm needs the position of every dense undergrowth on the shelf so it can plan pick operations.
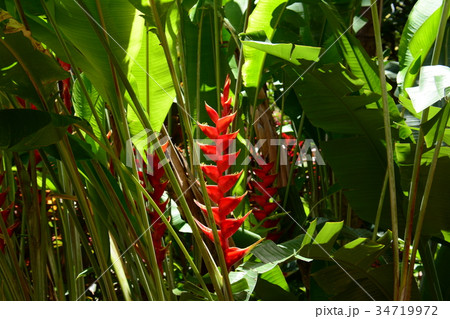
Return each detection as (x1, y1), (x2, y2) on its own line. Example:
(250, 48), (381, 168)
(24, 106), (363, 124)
(0, 0), (449, 301)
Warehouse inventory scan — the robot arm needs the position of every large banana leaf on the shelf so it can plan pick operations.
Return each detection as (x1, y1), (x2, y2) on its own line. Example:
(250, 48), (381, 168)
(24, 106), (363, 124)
(129, 27), (175, 133)
(183, 8), (224, 121)
(241, 40), (321, 66)
(286, 64), (384, 142)
(319, 2), (409, 138)
(50, 0), (144, 115)
(242, 0), (288, 88)
(397, 0), (449, 90)
(284, 63), (404, 229)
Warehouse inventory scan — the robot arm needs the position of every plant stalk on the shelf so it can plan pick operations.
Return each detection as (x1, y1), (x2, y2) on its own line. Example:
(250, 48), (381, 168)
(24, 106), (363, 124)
(370, 0), (400, 300)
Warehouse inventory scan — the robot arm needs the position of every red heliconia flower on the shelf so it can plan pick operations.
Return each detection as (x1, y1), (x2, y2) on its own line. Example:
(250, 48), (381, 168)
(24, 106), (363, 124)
(16, 97), (37, 110)
(139, 143), (170, 271)
(195, 76), (256, 271)
(282, 133), (304, 159)
(249, 161), (282, 241)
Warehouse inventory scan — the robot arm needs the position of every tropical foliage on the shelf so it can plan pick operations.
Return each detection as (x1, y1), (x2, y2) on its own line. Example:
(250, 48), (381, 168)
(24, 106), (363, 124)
(0, 0), (449, 301)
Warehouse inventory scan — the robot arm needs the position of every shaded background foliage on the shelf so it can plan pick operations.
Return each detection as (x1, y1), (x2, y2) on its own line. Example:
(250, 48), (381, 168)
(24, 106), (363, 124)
(0, 0), (449, 302)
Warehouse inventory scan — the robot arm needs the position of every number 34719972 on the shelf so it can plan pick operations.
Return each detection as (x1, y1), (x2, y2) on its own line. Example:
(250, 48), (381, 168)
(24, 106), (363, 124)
(375, 306), (438, 316)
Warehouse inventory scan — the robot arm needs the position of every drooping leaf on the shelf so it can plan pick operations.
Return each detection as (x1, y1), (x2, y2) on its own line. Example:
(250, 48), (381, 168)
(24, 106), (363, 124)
(299, 221), (343, 259)
(259, 264), (289, 292)
(43, 1), (145, 124)
(0, 109), (84, 152)
(229, 269), (257, 301)
(406, 66), (450, 113)
(397, 0), (449, 89)
(0, 10), (68, 106)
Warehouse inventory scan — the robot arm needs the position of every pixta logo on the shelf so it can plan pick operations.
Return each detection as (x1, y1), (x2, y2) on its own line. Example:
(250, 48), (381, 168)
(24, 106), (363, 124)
(126, 129), (325, 175)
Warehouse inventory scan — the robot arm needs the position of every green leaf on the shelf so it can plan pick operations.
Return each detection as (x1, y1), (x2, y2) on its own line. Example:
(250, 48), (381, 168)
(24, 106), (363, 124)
(299, 219), (317, 248)
(241, 40), (321, 66)
(0, 109), (83, 152)
(0, 10), (68, 106)
(397, 0), (449, 89)
(396, 143), (450, 235)
(251, 239), (293, 264)
(43, 134), (95, 161)
(418, 156), (450, 235)
(238, 260), (277, 274)
(175, 281), (212, 300)
(286, 63), (383, 135)
(311, 263), (394, 301)
(285, 63), (402, 228)
(229, 269), (257, 301)
(422, 104), (450, 148)
(253, 277), (297, 301)
(76, 267), (94, 280)
(333, 238), (386, 269)
(260, 264), (289, 291)
(406, 66), (450, 113)
(183, 9), (225, 123)
(232, 227), (262, 247)
(127, 0), (175, 27)
(422, 244), (450, 300)
(242, 0), (288, 88)
(129, 26), (175, 133)
(170, 199), (192, 233)
(46, 1), (145, 121)
(72, 72), (106, 140)
(299, 221), (343, 259)
(322, 137), (395, 229)
(319, 2), (407, 136)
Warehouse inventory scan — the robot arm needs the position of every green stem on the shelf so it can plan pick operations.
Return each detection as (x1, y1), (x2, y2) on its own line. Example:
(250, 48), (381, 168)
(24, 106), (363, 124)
(147, 0), (233, 299)
(232, 0), (252, 132)
(418, 240), (443, 301)
(81, 128), (214, 300)
(406, 102), (450, 299)
(283, 112), (305, 208)
(370, 0), (400, 300)
(400, 0), (450, 300)
(40, 152), (111, 300)
(56, 138), (118, 300)
(13, 0), (30, 30)
(213, 0), (222, 113)
(372, 170), (388, 241)
(196, 12), (204, 141)
(130, 166), (214, 301)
